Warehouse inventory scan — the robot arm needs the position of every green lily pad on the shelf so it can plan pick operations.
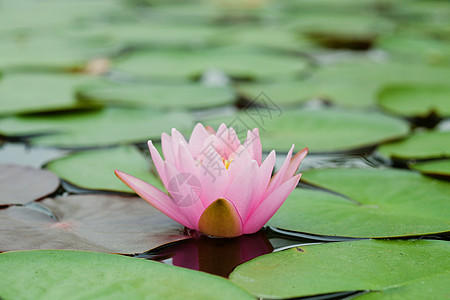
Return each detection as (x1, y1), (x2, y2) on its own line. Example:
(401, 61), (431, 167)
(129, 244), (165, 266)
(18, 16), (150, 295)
(77, 81), (236, 110)
(358, 271), (450, 299)
(77, 22), (221, 49)
(302, 61), (450, 107)
(0, 107), (194, 148)
(0, 250), (254, 300)
(0, 72), (95, 115)
(268, 168), (449, 238)
(236, 81), (314, 107)
(0, 33), (114, 71)
(45, 146), (164, 193)
(287, 13), (393, 50)
(409, 159), (450, 178)
(0, 0), (124, 32)
(0, 194), (187, 253)
(229, 239), (449, 299)
(113, 46), (309, 80)
(202, 108), (409, 152)
(377, 130), (450, 160)
(216, 26), (316, 52)
(377, 84), (450, 118)
(0, 164), (59, 205)
(378, 34), (450, 66)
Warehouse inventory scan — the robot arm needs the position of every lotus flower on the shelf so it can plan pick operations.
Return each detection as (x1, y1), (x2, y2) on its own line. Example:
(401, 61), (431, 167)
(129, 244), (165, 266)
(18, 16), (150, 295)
(115, 123), (308, 238)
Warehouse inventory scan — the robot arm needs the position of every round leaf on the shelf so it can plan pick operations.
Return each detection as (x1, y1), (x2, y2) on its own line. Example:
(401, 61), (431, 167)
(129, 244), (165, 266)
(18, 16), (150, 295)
(45, 146), (164, 193)
(77, 81), (236, 110)
(269, 168), (450, 238)
(0, 164), (59, 205)
(377, 130), (450, 160)
(0, 250), (254, 300)
(409, 159), (450, 178)
(0, 194), (187, 253)
(229, 239), (449, 299)
(113, 47), (309, 80)
(202, 108), (409, 152)
(0, 108), (194, 148)
(377, 84), (450, 118)
(0, 72), (94, 115)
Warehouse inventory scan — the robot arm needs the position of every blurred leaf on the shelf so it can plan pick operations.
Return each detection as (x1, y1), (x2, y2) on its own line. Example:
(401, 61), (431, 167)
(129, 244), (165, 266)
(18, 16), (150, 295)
(45, 145), (164, 193)
(113, 46), (309, 80)
(0, 72), (94, 115)
(202, 108), (409, 152)
(409, 159), (450, 178)
(377, 130), (450, 160)
(0, 33), (114, 71)
(0, 108), (194, 148)
(0, 164), (59, 205)
(377, 84), (450, 118)
(77, 81), (235, 110)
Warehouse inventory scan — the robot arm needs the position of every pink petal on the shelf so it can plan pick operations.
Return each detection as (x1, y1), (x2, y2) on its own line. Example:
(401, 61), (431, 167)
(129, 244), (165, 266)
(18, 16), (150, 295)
(265, 145), (294, 197)
(245, 150), (276, 221)
(224, 160), (258, 221)
(161, 132), (175, 164)
(164, 161), (206, 230)
(243, 128), (262, 165)
(148, 140), (167, 186)
(196, 146), (230, 207)
(216, 126), (242, 159)
(188, 123), (211, 158)
(226, 145), (252, 181)
(114, 169), (191, 228)
(215, 123), (228, 137)
(283, 147), (308, 181)
(205, 125), (216, 134)
(170, 128), (188, 167)
(243, 174), (301, 234)
(176, 141), (198, 174)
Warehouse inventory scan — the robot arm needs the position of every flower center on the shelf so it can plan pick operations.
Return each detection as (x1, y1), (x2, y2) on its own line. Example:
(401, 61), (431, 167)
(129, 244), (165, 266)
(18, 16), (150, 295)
(223, 158), (232, 169)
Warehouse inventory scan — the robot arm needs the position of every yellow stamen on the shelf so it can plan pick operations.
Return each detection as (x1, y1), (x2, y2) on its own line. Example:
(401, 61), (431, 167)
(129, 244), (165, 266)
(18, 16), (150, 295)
(223, 159), (231, 169)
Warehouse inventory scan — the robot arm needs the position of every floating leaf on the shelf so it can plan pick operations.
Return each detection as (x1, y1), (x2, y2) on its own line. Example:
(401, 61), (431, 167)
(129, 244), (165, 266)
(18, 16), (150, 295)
(409, 159), (450, 178)
(358, 271), (450, 299)
(217, 26), (316, 52)
(0, 72), (94, 115)
(377, 130), (450, 160)
(113, 46), (309, 80)
(45, 146), (164, 193)
(0, 194), (187, 253)
(0, 164), (59, 205)
(268, 168), (450, 238)
(0, 33), (114, 71)
(81, 22), (220, 49)
(0, 107), (194, 148)
(378, 34), (450, 66)
(377, 84), (450, 118)
(77, 81), (235, 110)
(229, 239), (449, 299)
(302, 61), (450, 107)
(0, 250), (254, 300)
(0, 0), (124, 32)
(202, 108), (409, 152)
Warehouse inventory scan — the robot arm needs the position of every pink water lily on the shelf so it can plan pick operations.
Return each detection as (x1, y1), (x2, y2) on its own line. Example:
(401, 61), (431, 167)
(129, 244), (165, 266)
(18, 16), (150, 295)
(115, 123), (308, 238)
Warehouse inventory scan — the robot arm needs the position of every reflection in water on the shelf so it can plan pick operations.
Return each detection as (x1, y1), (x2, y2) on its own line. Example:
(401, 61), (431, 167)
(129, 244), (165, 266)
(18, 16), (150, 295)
(133, 228), (360, 277)
(135, 229), (273, 277)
